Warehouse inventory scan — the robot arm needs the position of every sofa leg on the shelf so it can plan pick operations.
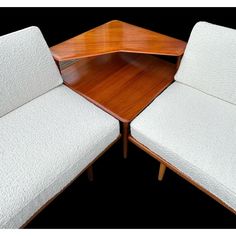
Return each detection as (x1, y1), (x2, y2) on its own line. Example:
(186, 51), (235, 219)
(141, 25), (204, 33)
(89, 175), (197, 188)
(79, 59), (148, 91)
(87, 166), (94, 182)
(123, 122), (129, 159)
(158, 163), (166, 181)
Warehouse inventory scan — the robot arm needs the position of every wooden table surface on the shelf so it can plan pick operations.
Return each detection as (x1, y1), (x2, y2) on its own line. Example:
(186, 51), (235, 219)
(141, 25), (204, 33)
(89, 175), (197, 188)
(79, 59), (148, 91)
(51, 20), (186, 158)
(61, 52), (176, 123)
(51, 20), (186, 62)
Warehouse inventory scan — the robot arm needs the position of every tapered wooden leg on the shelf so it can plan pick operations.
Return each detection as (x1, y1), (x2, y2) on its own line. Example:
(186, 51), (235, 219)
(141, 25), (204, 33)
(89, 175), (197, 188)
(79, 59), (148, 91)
(87, 166), (94, 182)
(123, 122), (129, 159)
(176, 56), (182, 70)
(158, 163), (166, 181)
(55, 60), (61, 72)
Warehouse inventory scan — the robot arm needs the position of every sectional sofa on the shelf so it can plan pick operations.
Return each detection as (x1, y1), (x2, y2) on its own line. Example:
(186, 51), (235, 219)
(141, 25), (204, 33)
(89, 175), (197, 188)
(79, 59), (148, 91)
(0, 21), (235, 229)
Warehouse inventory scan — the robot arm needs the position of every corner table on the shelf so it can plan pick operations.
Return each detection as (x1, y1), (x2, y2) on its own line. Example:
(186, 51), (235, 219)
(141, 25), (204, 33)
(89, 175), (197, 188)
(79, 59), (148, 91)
(50, 20), (186, 158)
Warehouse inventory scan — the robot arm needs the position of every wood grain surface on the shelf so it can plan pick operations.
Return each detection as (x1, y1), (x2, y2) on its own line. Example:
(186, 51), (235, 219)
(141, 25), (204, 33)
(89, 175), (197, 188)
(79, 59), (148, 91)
(61, 52), (176, 122)
(51, 20), (186, 62)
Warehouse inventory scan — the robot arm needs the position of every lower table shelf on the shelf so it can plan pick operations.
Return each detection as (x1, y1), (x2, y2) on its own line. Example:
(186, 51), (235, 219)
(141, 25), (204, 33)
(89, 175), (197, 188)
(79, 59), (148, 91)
(61, 52), (176, 123)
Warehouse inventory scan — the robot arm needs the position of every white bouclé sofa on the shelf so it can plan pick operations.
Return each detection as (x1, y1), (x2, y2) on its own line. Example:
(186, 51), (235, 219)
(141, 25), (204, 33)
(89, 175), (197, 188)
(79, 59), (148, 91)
(1, 21), (235, 229)
(130, 22), (236, 214)
(0, 27), (120, 228)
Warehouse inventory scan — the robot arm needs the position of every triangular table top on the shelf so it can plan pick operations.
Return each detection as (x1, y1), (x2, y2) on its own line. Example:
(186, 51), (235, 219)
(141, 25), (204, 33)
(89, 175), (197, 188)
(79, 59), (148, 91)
(51, 20), (186, 61)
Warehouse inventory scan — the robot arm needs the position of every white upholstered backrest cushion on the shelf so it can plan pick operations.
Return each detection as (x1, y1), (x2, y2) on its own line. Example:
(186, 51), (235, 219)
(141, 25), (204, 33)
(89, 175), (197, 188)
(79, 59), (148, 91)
(0, 26), (63, 117)
(175, 21), (236, 104)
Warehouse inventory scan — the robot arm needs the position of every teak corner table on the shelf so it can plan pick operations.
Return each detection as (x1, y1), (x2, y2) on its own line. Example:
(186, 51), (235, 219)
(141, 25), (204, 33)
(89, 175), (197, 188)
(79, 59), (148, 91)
(50, 20), (186, 158)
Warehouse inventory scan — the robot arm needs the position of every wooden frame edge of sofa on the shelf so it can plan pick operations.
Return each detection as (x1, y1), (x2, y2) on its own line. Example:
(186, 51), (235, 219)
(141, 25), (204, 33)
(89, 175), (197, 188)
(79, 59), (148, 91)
(20, 134), (121, 228)
(128, 135), (236, 215)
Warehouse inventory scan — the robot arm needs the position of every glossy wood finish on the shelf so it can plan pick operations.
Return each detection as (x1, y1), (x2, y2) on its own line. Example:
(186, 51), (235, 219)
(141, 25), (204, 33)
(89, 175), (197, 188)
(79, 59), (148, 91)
(176, 56), (182, 70)
(51, 20), (186, 62)
(128, 136), (236, 215)
(61, 53), (176, 123)
(52, 21), (185, 162)
(21, 135), (121, 228)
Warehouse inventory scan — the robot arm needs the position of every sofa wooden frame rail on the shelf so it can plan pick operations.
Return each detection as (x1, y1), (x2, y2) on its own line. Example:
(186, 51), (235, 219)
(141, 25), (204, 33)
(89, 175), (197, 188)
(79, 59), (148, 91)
(21, 135), (121, 228)
(128, 136), (236, 215)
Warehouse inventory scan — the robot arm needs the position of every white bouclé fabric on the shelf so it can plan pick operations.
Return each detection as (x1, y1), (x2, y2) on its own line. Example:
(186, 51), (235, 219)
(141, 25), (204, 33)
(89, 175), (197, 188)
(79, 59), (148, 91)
(0, 26), (63, 117)
(131, 82), (236, 211)
(0, 85), (120, 228)
(175, 21), (236, 105)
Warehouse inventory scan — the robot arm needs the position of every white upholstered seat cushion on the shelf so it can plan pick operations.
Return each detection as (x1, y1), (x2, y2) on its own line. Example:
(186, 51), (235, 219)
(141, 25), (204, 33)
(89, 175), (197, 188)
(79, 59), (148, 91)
(131, 82), (236, 211)
(175, 21), (236, 105)
(0, 85), (120, 228)
(0, 26), (63, 117)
